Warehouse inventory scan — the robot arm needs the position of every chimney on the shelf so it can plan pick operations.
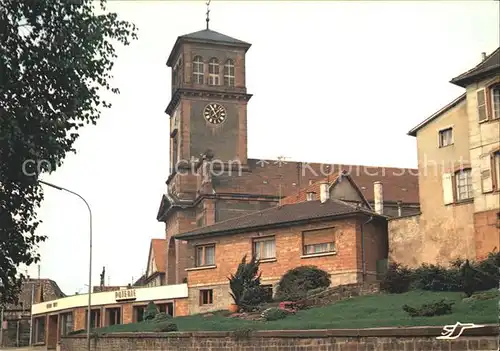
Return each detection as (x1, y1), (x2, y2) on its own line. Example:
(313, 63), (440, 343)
(374, 181), (383, 215)
(481, 52), (487, 61)
(320, 182), (330, 203)
(306, 191), (316, 201)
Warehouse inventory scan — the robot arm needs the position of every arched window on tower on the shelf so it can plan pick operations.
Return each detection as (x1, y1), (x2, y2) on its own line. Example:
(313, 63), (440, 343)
(224, 59), (235, 87)
(193, 56), (204, 85)
(208, 58), (220, 86)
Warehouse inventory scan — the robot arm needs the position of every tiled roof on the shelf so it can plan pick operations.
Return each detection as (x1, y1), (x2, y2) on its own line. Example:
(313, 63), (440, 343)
(215, 159), (419, 204)
(174, 199), (380, 239)
(167, 28), (251, 66)
(180, 29), (250, 46)
(151, 239), (167, 274)
(450, 47), (500, 87)
(281, 173), (341, 205)
(3, 279), (65, 311)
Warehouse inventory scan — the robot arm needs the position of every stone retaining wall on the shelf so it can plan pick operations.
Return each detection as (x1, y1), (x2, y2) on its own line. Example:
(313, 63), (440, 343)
(61, 325), (499, 351)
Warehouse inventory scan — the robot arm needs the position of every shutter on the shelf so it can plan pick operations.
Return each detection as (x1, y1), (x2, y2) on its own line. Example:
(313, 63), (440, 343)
(442, 173), (454, 205)
(477, 89), (487, 122)
(481, 169), (493, 193)
(303, 228), (334, 246)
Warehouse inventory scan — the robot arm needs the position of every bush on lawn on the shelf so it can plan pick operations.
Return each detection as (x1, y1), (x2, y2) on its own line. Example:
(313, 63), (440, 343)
(152, 322), (178, 332)
(412, 263), (461, 292)
(275, 266), (330, 301)
(228, 254), (268, 312)
(153, 312), (172, 323)
(380, 262), (413, 293)
(143, 301), (159, 321)
(261, 307), (288, 321)
(402, 299), (454, 317)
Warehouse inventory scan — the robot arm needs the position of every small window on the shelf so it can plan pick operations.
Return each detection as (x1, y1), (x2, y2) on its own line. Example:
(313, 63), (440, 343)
(195, 244), (215, 267)
(158, 302), (174, 316)
(133, 305), (146, 323)
(253, 237), (276, 260)
(494, 151), (500, 189)
(105, 307), (121, 326)
(224, 59), (235, 86)
(438, 127), (453, 147)
(199, 289), (213, 305)
(192, 56), (204, 85)
(208, 58), (220, 85)
(455, 169), (473, 201)
(491, 85), (500, 120)
(59, 312), (73, 336)
(85, 309), (101, 329)
(261, 285), (274, 302)
(302, 227), (336, 256)
(477, 89), (487, 122)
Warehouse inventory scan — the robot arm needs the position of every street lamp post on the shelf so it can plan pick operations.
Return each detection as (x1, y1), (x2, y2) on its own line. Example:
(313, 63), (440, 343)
(39, 180), (93, 351)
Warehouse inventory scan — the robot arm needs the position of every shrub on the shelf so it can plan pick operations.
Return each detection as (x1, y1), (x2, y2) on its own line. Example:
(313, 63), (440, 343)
(402, 299), (454, 317)
(275, 266), (331, 301)
(153, 312), (172, 323)
(412, 263), (461, 292)
(261, 307), (288, 321)
(143, 301), (159, 321)
(152, 322), (178, 332)
(380, 262), (413, 293)
(228, 254), (267, 311)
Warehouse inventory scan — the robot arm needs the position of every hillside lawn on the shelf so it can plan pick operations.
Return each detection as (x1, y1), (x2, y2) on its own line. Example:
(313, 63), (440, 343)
(88, 290), (498, 334)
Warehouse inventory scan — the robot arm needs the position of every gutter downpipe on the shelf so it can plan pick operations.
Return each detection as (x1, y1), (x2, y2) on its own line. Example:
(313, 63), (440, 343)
(361, 215), (374, 282)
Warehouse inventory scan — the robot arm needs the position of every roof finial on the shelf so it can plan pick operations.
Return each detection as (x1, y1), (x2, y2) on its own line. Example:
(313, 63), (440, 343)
(206, 0), (211, 30)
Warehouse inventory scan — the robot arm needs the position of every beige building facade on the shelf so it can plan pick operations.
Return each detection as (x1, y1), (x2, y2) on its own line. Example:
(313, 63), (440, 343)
(390, 48), (500, 266)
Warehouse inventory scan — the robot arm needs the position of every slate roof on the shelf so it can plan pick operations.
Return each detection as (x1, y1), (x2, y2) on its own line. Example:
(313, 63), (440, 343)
(174, 199), (381, 240)
(167, 29), (251, 66)
(407, 93), (466, 137)
(450, 47), (500, 87)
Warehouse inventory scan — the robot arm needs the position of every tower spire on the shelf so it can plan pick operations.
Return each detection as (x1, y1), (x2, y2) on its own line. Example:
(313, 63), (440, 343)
(206, 0), (211, 30)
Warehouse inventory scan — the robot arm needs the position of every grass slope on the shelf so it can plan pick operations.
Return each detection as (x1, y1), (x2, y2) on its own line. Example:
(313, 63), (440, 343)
(92, 290), (498, 334)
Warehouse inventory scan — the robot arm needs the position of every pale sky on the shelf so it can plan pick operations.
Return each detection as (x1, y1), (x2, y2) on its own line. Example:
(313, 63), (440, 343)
(26, 1), (499, 295)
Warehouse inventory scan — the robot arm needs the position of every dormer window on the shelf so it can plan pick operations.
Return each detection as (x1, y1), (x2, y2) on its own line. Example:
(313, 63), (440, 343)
(224, 59), (235, 87)
(208, 58), (220, 86)
(193, 56), (204, 85)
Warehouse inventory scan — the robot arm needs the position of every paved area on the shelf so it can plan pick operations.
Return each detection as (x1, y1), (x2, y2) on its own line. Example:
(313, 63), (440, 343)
(0, 347), (46, 351)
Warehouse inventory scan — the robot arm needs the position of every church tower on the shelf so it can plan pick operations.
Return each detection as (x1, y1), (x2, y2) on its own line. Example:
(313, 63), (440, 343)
(160, 25), (253, 285)
(165, 28), (252, 176)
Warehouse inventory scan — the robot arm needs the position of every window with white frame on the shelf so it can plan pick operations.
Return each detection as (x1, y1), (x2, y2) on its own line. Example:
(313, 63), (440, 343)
(438, 127), (453, 147)
(208, 58), (220, 85)
(253, 237), (276, 260)
(192, 56), (204, 84)
(455, 168), (473, 201)
(195, 244), (215, 267)
(224, 59), (235, 86)
(492, 84), (500, 120)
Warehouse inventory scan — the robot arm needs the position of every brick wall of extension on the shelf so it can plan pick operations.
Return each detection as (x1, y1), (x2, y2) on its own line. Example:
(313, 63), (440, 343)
(61, 326), (499, 351)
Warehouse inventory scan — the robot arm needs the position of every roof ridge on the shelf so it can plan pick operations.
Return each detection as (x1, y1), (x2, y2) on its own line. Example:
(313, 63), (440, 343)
(249, 158), (417, 170)
(456, 47), (500, 77)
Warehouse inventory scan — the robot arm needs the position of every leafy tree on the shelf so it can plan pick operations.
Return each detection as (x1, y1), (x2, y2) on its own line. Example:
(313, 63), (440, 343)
(228, 254), (266, 311)
(0, 0), (137, 306)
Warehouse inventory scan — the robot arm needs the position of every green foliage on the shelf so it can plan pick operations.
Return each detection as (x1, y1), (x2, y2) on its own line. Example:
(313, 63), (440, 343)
(261, 307), (288, 321)
(152, 322), (178, 332)
(412, 264), (461, 292)
(382, 253), (500, 296)
(143, 301), (158, 321)
(402, 299), (454, 317)
(0, 0), (137, 306)
(380, 262), (413, 293)
(228, 254), (267, 311)
(153, 312), (172, 323)
(275, 266), (331, 301)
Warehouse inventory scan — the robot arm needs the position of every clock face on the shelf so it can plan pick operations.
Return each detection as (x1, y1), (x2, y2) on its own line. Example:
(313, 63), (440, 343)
(203, 103), (227, 124)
